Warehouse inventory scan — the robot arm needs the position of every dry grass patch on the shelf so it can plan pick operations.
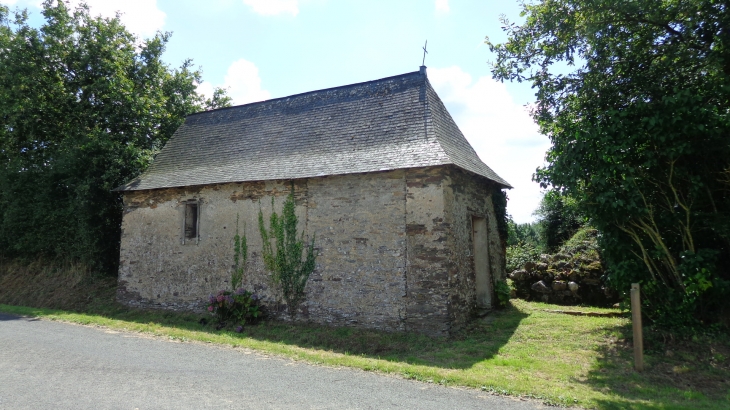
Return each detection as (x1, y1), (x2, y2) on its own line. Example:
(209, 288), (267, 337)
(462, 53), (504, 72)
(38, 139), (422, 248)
(0, 257), (116, 311)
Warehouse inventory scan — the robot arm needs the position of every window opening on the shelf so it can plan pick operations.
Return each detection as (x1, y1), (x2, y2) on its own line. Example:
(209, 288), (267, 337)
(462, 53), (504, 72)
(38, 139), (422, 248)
(184, 202), (198, 240)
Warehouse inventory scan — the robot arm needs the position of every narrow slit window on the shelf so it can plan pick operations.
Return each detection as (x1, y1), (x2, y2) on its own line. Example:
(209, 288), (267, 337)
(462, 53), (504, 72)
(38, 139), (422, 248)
(184, 202), (198, 240)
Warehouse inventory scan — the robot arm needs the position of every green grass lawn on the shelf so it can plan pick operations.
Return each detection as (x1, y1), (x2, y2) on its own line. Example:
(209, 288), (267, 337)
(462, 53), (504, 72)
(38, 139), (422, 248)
(2, 299), (728, 409)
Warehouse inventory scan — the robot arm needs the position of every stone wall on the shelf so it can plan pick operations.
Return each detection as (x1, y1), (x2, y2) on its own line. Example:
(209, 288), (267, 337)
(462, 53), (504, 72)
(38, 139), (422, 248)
(117, 180), (308, 312)
(404, 167), (451, 334)
(117, 166), (503, 336)
(443, 167), (505, 331)
(119, 170), (413, 332)
(304, 171), (407, 330)
(508, 228), (619, 307)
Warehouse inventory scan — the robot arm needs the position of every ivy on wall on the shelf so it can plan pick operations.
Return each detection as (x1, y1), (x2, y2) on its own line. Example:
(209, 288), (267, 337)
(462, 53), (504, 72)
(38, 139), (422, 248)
(492, 188), (509, 246)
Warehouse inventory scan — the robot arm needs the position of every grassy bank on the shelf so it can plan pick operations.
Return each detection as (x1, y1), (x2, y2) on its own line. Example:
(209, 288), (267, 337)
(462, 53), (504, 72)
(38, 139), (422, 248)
(1, 262), (728, 409)
(0, 257), (116, 311)
(2, 300), (728, 409)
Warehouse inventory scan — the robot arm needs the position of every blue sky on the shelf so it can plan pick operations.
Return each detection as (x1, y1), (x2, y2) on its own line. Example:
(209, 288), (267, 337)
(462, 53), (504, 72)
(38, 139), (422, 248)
(4, 0), (550, 223)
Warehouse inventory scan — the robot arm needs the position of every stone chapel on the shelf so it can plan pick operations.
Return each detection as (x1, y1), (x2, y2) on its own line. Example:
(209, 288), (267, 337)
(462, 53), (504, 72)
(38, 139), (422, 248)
(115, 67), (511, 336)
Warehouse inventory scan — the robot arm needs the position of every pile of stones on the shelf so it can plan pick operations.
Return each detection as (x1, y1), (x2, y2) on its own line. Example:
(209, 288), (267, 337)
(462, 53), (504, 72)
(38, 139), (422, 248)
(507, 231), (619, 306)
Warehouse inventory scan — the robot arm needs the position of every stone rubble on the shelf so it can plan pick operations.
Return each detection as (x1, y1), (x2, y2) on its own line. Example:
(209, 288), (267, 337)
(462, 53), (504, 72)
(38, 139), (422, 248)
(508, 229), (618, 306)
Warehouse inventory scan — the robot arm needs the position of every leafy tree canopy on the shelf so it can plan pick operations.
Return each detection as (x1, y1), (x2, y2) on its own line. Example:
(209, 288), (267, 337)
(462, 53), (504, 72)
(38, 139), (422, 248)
(0, 1), (230, 272)
(506, 192), (583, 256)
(488, 0), (730, 328)
(534, 191), (584, 252)
(507, 218), (541, 248)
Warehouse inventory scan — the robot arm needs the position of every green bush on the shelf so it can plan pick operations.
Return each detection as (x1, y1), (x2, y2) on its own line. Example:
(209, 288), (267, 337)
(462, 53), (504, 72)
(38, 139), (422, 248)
(494, 279), (511, 308)
(207, 289), (260, 330)
(641, 250), (727, 332)
(601, 236), (730, 332)
(506, 241), (541, 273)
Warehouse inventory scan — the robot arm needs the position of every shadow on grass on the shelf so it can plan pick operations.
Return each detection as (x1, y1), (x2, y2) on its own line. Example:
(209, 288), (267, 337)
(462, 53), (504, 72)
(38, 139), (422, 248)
(0, 261), (529, 372)
(6, 301), (529, 371)
(581, 323), (730, 409)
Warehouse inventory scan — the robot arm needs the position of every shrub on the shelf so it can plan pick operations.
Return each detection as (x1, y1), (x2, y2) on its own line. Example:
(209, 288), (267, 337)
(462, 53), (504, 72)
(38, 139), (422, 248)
(494, 279), (511, 308)
(258, 186), (316, 316)
(639, 249), (729, 332)
(207, 288), (260, 327)
(506, 241), (541, 273)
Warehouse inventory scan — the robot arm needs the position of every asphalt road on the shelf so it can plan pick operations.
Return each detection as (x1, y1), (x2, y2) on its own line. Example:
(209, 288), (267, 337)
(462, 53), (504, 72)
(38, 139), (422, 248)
(0, 313), (545, 409)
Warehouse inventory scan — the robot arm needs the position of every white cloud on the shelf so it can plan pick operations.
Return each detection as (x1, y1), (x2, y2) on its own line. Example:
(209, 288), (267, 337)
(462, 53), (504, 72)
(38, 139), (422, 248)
(429, 66), (550, 223)
(67, 0), (166, 38)
(198, 58), (271, 106)
(435, 0), (449, 13)
(243, 0), (298, 16)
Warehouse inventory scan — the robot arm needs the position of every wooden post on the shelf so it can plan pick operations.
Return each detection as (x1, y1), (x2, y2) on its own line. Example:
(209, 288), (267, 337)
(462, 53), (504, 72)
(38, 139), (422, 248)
(630, 283), (644, 372)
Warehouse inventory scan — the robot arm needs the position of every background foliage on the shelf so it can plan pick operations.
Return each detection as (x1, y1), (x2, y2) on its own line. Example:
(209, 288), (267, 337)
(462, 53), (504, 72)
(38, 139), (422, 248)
(0, 1), (229, 273)
(489, 0), (730, 328)
(506, 191), (585, 272)
(534, 191), (584, 252)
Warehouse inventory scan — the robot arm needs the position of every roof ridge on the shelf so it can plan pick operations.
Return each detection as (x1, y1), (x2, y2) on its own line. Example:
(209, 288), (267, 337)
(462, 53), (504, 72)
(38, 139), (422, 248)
(187, 70), (424, 118)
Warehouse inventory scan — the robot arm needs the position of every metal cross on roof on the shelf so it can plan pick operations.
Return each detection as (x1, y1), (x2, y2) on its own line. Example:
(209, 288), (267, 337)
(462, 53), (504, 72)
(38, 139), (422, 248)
(422, 40), (428, 66)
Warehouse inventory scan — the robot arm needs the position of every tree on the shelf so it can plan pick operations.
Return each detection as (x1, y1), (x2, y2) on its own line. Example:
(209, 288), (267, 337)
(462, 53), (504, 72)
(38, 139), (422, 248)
(534, 191), (584, 252)
(0, 1), (230, 272)
(487, 0), (729, 327)
(507, 218), (541, 248)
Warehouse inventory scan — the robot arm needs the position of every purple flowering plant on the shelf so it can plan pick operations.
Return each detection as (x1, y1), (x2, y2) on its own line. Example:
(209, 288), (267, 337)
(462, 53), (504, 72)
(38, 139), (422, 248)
(207, 288), (261, 328)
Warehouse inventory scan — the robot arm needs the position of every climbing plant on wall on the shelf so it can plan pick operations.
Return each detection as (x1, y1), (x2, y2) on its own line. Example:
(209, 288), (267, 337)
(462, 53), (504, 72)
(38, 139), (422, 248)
(492, 187), (509, 245)
(258, 186), (316, 317)
(232, 214), (248, 290)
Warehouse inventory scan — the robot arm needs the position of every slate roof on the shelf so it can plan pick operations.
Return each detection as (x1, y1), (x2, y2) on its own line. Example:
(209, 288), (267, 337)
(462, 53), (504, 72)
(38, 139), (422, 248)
(115, 69), (511, 191)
